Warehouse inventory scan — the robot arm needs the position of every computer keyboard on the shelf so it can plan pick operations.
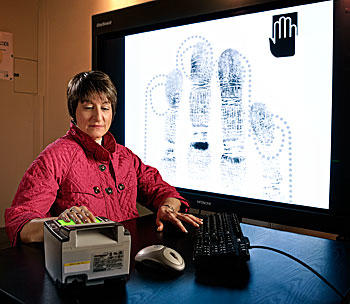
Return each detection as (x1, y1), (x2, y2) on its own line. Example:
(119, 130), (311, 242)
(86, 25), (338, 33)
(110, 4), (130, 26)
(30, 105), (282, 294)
(193, 213), (250, 269)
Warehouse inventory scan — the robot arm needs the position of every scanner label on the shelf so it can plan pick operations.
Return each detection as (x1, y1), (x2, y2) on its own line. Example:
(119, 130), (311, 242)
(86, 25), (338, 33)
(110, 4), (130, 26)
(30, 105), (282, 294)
(93, 250), (124, 272)
(64, 261), (91, 273)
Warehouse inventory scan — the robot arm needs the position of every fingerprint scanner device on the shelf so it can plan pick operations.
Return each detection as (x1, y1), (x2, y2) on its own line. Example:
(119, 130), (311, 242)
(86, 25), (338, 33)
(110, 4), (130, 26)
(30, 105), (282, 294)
(43, 216), (131, 286)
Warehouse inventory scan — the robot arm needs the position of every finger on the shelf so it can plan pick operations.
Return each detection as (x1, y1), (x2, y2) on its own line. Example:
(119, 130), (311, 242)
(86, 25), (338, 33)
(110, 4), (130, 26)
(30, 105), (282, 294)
(63, 214), (71, 222)
(80, 206), (96, 223)
(174, 218), (188, 233)
(157, 221), (164, 232)
(69, 206), (78, 212)
(58, 212), (70, 222)
(70, 206), (89, 223)
(280, 17), (285, 38)
(157, 208), (188, 233)
(275, 21), (280, 40)
(155, 214), (164, 232)
(72, 206), (92, 224)
(68, 209), (82, 224)
(178, 213), (203, 225)
(77, 212), (89, 223)
(167, 213), (188, 233)
(186, 214), (203, 224)
(286, 17), (291, 38)
(177, 213), (201, 227)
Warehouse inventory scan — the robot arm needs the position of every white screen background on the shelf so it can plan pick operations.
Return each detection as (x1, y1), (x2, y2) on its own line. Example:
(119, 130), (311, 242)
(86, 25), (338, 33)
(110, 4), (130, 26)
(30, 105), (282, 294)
(124, 1), (333, 209)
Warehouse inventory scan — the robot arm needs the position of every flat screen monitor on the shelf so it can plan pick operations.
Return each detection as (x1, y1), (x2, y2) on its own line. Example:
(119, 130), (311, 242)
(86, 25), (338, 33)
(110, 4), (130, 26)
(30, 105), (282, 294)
(92, 0), (350, 236)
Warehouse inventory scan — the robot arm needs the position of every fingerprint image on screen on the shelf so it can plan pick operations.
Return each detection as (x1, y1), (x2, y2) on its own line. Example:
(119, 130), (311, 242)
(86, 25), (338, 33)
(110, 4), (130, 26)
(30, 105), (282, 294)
(249, 102), (292, 202)
(180, 37), (213, 181)
(125, 0), (333, 209)
(144, 70), (183, 177)
(218, 48), (248, 195)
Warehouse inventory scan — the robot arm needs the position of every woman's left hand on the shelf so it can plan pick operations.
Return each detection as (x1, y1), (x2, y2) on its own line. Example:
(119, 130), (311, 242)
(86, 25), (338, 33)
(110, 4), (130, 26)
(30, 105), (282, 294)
(156, 198), (203, 233)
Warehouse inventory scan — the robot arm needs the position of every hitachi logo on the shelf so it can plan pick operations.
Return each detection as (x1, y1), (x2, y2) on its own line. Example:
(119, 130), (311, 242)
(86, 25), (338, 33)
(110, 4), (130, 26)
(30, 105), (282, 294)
(96, 20), (112, 28)
(197, 200), (212, 206)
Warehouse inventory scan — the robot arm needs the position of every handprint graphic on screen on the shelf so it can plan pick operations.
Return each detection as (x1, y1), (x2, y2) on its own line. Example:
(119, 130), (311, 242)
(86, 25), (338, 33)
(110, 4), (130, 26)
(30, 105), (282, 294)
(269, 12), (298, 58)
(143, 32), (294, 199)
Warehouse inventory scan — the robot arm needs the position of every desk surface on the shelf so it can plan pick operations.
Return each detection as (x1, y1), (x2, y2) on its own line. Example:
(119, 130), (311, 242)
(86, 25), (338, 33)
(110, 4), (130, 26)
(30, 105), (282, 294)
(0, 214), (349, 304)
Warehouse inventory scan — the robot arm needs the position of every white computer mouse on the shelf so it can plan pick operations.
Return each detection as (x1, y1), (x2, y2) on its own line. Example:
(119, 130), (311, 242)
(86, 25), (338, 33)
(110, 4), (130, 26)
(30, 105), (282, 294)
(135, 245), (185, 273)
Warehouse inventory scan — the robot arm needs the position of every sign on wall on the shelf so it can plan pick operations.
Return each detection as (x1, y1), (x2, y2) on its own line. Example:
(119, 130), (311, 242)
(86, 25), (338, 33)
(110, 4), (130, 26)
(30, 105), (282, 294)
(0, 31), (13, 81)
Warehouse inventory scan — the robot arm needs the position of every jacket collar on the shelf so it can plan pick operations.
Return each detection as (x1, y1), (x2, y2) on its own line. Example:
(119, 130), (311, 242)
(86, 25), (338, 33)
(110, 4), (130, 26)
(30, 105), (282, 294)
(68, 122), (116, 162)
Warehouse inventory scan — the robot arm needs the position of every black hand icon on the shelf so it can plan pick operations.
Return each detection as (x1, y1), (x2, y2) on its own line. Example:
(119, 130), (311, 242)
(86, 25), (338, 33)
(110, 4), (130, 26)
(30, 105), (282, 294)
(269, 13), (297, 58)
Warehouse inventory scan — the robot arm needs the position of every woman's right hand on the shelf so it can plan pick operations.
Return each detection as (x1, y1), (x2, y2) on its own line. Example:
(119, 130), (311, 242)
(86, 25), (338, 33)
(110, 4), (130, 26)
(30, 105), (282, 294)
(58, 205), (96, 224)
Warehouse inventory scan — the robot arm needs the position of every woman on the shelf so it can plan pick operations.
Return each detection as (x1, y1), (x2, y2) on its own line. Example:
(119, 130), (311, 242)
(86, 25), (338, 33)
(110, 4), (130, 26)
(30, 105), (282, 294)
(5, 71), (202, 246)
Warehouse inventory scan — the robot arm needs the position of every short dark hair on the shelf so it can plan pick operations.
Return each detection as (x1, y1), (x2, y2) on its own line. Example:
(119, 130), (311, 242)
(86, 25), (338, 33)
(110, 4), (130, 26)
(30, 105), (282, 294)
(67, 71), (117, 122)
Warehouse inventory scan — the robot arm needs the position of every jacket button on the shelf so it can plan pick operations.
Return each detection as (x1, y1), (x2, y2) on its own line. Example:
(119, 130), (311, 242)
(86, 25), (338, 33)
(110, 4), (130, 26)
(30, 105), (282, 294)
(93, 186), (100, 194)
(99, 164), (106, 172)
(118, 183), (125, 191)
(105, 187), (113, 195)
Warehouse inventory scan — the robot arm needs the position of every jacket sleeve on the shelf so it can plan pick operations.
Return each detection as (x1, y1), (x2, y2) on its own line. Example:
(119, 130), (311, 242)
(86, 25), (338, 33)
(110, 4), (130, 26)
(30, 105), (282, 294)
(5, 143), (71, 246)
(131, 150), (189, 212)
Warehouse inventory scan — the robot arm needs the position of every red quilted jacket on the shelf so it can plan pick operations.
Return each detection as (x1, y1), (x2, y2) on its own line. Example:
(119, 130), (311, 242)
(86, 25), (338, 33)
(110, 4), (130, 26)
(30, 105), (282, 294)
(5, 124), (188, 246)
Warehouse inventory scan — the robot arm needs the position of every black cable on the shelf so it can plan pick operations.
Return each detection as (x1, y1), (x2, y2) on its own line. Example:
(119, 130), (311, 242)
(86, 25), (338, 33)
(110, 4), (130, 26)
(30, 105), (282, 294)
(249, 245), (345, 300)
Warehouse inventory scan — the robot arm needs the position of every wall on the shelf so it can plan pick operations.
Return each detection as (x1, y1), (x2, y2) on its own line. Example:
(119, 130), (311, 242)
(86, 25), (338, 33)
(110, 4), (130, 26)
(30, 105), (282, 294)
(0, 0), (40, 227)
(0, 0), (151, 227)
(41, 0), (152, 146)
